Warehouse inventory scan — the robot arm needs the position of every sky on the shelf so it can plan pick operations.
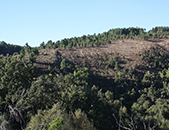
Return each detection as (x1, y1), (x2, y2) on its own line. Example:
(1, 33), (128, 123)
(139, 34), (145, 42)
(0, 0), (169, 47)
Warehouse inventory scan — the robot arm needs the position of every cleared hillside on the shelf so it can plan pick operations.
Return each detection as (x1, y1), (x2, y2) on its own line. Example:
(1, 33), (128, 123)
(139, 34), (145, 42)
(35, 38), (169, 77)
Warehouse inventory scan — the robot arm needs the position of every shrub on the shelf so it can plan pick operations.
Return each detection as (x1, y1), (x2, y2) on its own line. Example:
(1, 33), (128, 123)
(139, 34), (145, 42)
(26, 104), (96, 130)
(48, 118), (63, 130)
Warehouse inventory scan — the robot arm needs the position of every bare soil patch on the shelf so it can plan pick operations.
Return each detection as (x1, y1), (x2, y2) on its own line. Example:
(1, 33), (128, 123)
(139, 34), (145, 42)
(35, 38), (169, 76)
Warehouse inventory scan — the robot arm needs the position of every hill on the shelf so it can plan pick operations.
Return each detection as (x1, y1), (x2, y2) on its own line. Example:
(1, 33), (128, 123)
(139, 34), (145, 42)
(0, 41), (23, 55)
(35, 38), (169, 76)
(1, 26), (169, 130)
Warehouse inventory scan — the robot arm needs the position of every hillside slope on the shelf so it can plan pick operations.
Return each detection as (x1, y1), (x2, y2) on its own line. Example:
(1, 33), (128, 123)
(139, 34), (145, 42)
(35, 38), (169, 77)
(2, 27), (169, 130)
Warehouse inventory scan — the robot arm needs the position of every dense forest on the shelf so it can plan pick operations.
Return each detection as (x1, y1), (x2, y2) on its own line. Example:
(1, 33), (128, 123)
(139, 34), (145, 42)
(1, 26), (169, 130)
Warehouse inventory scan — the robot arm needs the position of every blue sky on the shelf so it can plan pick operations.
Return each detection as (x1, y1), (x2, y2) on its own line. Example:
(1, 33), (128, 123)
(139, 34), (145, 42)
(0, 0), (169, 47)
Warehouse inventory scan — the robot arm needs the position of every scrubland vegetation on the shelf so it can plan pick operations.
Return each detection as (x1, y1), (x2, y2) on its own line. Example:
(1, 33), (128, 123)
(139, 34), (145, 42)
(1, 26), (169, 130)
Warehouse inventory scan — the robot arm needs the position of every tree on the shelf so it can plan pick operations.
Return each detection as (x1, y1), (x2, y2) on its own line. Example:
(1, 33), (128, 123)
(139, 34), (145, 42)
(39, 42), (45, 49)
(25, 43), (31, 53)
(60, 59), (66, 70)
(28, 52), (36, 63)
(0, 55), (37, 129)
(23, 75), (58, 116)
(26, 103), (96, 130)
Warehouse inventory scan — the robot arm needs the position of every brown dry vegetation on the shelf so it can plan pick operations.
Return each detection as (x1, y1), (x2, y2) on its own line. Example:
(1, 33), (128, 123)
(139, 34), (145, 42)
(35, 38), (169, 76)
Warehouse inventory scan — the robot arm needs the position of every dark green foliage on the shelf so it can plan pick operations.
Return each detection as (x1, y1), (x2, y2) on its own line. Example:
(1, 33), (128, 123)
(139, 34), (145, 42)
(27, 103), (96, 130)
(31, 48), (39, 55)
(0, 41), (23, 55)
(28, 48), (39, 63)
(45, 40), (55, 49)
(28, 26), (169, 52)
(25, 43), (32, 53)
(19, 48), (25, 60)
(26, 103), (64, 130)
(106, 56), (117, 68)
(48, 117), (63, 130)
(131, 83), (169, 129)
(28, 52), (36, 62)
(150, 26), (169, 33)
(23, 75), (59, 116)
(144, 35), (149, 40)
(0, 54), (37, 129)
(36, 27), (149, 51)
(0, 55), (36, 108)
(2, 26), (169, 130)
(114, 61), (119, 71)
(60, 59), (66, 70)
(39, 41), (45, 49)
(141, 48), (169, 71)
